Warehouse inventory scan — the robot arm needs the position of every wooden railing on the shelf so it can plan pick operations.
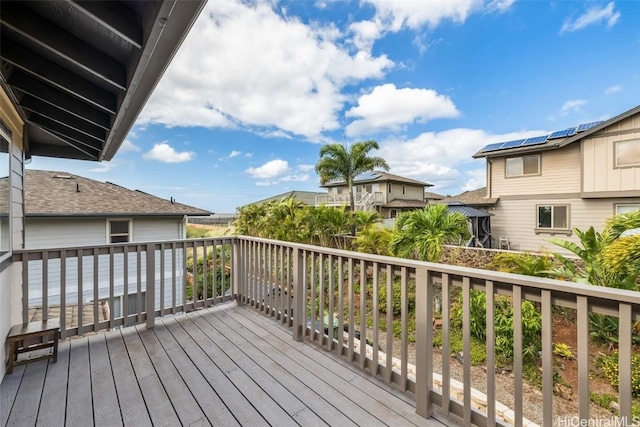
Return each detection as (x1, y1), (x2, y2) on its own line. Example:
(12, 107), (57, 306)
(15, 236), (640, 426)
(315, 191), (384, 206)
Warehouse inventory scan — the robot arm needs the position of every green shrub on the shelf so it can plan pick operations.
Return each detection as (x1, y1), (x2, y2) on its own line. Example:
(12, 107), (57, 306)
(378, 279), (416, 316)
(597, 350), (640, 397)
(490, 252), (554, 277)
(452, 290), (542, 361)
(433, 328), (486, 365)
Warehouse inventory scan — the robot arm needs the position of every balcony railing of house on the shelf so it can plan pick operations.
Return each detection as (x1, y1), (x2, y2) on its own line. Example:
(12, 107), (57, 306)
(315, 192), (384, 206)
(13, 236), (640, 426)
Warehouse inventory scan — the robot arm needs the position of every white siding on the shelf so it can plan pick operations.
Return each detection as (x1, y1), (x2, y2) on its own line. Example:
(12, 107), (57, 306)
(386, 183), (424, 203)
(491, 197), (640, 253)
(133, 217), (183, 241)
(25, 218), (106, 249)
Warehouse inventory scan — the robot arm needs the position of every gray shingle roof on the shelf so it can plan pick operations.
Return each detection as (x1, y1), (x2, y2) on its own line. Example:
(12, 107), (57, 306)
(25, 170), (210, 217)
(323, 171), (431, 187)
(241, 190), (325, 209)
(384, 199), (427, 208)
(424, 191), (444, 200)
(441, 187), (498, 207)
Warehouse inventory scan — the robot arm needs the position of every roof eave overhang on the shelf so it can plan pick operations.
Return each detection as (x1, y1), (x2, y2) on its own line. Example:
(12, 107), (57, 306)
(26, 211), (211, 218)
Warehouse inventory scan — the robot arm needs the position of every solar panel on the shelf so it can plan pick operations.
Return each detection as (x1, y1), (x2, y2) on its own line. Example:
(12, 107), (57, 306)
(522, 135), (547, 146)
(576, 121), (603, 132)
(500, 139), (526, 149)
(480, 142), (506, 152)
(356, 172), (380, 181)
(548, 127), (577, 139)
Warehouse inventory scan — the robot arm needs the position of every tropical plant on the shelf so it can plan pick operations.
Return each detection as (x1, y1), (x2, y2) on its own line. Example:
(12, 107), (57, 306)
(234, 202), (269, 237)
(490, 252), (554, 277)
(352, 210), (382, 233)
(389, 204), (470, 262)
(354, 224), (392, 255)
(315, 140), (389, 234)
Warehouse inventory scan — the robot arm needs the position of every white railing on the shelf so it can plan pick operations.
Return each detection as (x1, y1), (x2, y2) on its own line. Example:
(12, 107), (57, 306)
(15, 235), (640, 426)
(315, 191), (384, 206)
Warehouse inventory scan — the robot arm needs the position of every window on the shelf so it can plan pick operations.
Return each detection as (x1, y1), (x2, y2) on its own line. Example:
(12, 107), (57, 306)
(390, 209), (398, 219)
(616, 204), (640, 215)
(336, 187), (342, 195)
(506, 155), (540, 177)
(402, 185), (406, 195)
(387, 183), (392, 193)
(615, 139), (640, 168)
(365, 184), (372, 193)
(108, 220), (131, 243)
(0, 123), (11, 262)
(537, 205), (569, 229)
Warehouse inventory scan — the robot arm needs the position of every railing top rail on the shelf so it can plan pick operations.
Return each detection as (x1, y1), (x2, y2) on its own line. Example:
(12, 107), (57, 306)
(235, 235), (640, 306)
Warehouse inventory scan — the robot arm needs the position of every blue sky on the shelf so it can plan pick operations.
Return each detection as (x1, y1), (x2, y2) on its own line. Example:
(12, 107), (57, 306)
(29, 0), (640, 213)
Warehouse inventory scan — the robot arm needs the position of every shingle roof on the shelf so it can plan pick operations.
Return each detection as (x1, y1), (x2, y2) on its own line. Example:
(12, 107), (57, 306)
(25, 170), (210, 217)
(384, 199), (427, 208)
(447, 203), (492, 218)
(241, 191), (325, 209)
(323, 171), (431, 187)
(441, 187), (498, 207)
(424, 191), (444, 200)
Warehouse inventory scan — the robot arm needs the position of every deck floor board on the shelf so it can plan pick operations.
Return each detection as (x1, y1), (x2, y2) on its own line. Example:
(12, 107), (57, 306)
(1, 302), (446, 427)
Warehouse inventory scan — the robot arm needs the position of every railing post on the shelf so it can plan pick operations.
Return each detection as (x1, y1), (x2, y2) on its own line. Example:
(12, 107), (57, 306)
(232, 238), (242, 303)
(415, 267), (432, 418)
(146, 243), (156, 329)
(292, 247), (305, 341)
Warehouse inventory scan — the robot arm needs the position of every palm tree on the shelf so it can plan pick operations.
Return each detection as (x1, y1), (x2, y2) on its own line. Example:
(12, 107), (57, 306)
(389, 204), (469, 262)
(315, 140), (389, 234)
(352, 210), (382, 233)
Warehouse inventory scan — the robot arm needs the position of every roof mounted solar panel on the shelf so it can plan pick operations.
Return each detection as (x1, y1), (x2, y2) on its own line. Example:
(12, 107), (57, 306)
(548, 127), (577, 140)
(522, 135), (548, 146)
(500, 139), (526, 149)
(480, 142), (506, 152)
(576, 121), (603, 132)
(356, 172), (381, 181)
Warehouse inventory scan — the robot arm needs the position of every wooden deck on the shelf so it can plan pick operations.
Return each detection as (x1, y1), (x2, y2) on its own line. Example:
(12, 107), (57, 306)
(1, 302), (446, 426)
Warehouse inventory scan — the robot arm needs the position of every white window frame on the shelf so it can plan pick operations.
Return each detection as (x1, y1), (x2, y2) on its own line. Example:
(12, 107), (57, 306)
(107, 219), (132, 243)
(505, 154), (540, 178)
(0, 123), (12, 267)
(535, 204), (571, 235)
(615, 204), (640, 215)
(615, 139), (640, 168)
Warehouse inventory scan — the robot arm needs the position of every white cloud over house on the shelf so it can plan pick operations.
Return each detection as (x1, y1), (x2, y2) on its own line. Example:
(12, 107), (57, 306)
(143, 142), (195, 163)
(560, 99), (588, 115)
(605, 85), (622, 95)
(120, 139), (140, 152)
(560, 2), (620, 33)
(246, 159), (290, 179)
(345, 84), (459, 136)
(246, 159), (312, 186)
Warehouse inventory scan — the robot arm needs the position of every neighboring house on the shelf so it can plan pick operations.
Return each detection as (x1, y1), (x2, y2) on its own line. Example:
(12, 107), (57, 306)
(316, 171), (431, 219)
(240, 190), (326, 208)
(24, 170), (210, 318)
(441, 187), (498, 211)
(473, 104), (640, 252)
(424, 191), (445, 204)
(0, 0), (205, 381)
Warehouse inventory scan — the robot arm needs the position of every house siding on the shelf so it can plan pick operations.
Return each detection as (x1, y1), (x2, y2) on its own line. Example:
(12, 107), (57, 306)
(386, 183), (424, 204)
(1, 86), (24, 382)
(490, 144), (582, 198)
(490, 197), (640, 253)
(24, 217), (186, 316)
(583, 114), (640, 193)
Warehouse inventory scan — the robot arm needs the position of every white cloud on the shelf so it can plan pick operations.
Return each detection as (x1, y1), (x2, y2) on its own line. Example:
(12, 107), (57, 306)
(362, 0), (479, 32)
(246, 159), (290, 179)
(461, 168), (486, 192)
(138, 0), (392, 141)
(345, 84), (459, 136)
(89, 162), (116, 173)
(486, 0), (515, 13)
(560, 2), (620, 33)
(280, 174), (310, 182)
(378, 127), (548, 187)
(298, 164), (315, 172)
(605, 84), (622, 94)
(229, 150), (242, 158)
(560, 99), (588, 115)
(143, 142), (195, 163)
(244, 152), (254, 158)
(120, 139), (140, 152)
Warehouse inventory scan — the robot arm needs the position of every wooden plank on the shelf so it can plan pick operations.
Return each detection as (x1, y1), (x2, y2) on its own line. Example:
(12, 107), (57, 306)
(152, 321), (240, 427)
(217, 308), (400, 427)
(189, 310), (323, 424)
(135, 325), (208, 426)
(105, 330), (153, 427)
(161, 316), (268, 426)
(230, 306), (426, 425)
(173, 314), (295, 426)
(0, 364), (26, 425)
(36, 340), (71, 427)
(120, 326), (180, 427)
(6, 360), (47, 426)
(88, 334), (122, 427)
(66, 338), (93, 426)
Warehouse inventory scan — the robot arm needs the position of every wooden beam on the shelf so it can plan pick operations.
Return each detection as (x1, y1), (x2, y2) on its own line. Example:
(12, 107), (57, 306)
(0, 2), (127, 90)
(1, 41), (117, 114)
(28, 141), (98, 161)
(21, 96), (107, 143)
(66, 0), (143, 49)
(8, 71), (112, 130)
(28, 113), (104, 153)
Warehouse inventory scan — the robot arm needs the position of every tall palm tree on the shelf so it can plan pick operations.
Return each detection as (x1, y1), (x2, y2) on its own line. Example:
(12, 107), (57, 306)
(389, 204), (469, 262)
(315, 140), (389, 234)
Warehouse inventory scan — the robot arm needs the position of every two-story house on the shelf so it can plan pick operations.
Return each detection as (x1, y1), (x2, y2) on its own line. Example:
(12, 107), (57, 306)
(315, 171), (431, 219)
(474, 104), (640, 252)
(0, 0), (205, 381)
